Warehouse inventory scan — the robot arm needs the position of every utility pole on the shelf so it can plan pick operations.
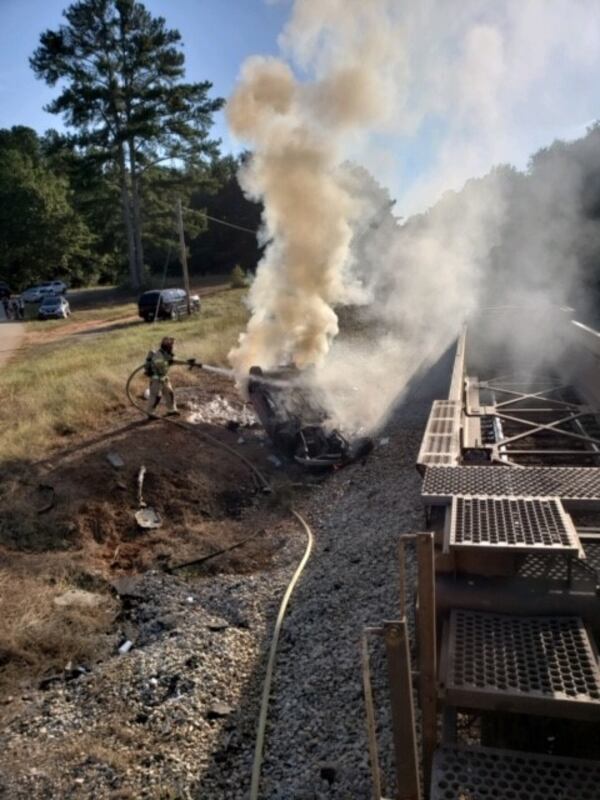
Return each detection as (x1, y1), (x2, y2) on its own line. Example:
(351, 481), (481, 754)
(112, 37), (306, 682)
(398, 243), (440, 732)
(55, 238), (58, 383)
(176, 197), (192, 315)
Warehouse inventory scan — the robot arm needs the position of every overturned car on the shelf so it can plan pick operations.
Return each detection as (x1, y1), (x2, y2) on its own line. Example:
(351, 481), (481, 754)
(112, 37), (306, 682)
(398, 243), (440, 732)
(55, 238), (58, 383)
(247, 365), (373, 468)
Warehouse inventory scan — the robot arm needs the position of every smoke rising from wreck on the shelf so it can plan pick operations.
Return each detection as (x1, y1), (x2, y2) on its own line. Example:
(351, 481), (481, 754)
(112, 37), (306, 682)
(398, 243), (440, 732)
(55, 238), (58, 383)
(227, 0), (600, 435)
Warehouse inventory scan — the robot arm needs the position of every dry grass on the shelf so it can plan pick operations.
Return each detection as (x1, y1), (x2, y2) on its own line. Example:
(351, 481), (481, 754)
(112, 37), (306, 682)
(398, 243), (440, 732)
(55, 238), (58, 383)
(0, 569), (118, 692)
(0, 288), (249, 463)
(0, 285), (249, 696)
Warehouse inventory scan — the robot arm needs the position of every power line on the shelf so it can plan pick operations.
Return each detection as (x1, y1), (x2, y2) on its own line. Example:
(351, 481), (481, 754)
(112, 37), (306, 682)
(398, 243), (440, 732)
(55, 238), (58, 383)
(191, 209), (258, 236)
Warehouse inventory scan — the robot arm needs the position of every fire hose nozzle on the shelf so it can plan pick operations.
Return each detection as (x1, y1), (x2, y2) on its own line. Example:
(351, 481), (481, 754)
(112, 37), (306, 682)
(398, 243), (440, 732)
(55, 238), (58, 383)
(186, 358), (203, 369)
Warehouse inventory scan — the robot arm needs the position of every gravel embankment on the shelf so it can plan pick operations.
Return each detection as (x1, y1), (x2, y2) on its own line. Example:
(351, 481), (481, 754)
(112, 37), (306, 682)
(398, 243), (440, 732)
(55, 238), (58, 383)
(197, 397), (430, 800)
(259, 426), (426, 799)
(0, 524), (306, 800)
(1, 386), (438, 799)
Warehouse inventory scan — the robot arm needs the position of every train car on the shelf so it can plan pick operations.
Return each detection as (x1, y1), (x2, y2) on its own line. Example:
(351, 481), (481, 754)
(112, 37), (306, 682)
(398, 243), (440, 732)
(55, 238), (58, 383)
(363, 306), (600, 800)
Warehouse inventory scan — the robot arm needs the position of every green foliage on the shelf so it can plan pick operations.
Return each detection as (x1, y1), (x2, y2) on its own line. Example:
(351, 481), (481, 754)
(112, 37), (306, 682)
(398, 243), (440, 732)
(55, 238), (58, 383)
(30, 0), (224, 288)
(190, 154), (263, 275)
(41, 129), (125, 284)
(230, 264), (247, 288)
(0, 127), (93, 289)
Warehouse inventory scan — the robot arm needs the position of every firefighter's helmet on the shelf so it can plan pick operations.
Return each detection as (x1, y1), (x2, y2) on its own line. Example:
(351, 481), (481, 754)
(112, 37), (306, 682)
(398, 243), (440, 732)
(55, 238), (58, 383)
(160, 336), (175, 354)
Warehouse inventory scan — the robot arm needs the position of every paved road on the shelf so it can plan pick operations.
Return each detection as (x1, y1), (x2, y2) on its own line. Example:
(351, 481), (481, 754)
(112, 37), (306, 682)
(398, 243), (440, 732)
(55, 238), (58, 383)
(0, 305), (24, 367)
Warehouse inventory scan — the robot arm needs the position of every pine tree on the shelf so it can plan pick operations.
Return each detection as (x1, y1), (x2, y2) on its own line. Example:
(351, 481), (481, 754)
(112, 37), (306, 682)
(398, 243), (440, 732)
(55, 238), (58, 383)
(31, 0), (223, 288)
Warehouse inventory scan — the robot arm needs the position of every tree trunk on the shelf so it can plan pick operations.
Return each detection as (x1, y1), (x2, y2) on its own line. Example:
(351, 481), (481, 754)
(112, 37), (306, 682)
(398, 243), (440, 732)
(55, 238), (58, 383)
(118, 146), (138, 289)
(128, 140), (145, 288)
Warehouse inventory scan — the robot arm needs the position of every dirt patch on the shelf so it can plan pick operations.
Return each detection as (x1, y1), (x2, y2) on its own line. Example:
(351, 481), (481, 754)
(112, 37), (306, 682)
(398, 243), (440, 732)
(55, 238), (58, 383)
(25, 315), (141, 346)
(0, 375), (297, 695)
(3, 418), (278, 571)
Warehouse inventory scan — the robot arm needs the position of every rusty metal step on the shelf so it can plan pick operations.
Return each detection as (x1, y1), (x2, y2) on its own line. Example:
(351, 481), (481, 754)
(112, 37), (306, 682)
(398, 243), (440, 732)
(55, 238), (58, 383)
(431, 744), (600, 800)
(423, 465), (600, 508)
(447, 495), (583, 556)
(440, 610), (600, 721)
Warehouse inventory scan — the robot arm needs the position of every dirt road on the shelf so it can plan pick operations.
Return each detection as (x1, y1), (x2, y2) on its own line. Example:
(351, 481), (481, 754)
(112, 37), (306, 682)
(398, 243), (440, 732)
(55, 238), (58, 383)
(0, 305), (24, 366)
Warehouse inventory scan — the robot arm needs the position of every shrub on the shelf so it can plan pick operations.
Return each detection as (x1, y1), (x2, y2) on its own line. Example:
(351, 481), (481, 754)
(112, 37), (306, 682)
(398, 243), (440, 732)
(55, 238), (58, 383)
(230, 265), (247, 288)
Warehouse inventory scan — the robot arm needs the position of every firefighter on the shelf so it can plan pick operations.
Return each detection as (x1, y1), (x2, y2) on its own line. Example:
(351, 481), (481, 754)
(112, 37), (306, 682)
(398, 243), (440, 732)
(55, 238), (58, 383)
(144, 337), (195, 416)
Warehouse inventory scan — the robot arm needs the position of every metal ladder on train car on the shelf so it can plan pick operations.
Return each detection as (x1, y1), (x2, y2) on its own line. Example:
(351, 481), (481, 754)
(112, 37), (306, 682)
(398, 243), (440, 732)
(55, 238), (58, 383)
(429, 486), (600, 800)
(362, 506), (600, 799)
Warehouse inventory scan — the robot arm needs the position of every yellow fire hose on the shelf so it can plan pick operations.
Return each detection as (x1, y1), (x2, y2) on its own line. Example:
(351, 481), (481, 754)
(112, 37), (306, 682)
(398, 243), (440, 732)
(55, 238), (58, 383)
(125, 363), (314, 798)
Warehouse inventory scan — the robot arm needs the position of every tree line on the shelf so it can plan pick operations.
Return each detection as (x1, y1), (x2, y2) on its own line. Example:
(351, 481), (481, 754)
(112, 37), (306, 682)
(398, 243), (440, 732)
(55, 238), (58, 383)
(0, 0), (262, 291)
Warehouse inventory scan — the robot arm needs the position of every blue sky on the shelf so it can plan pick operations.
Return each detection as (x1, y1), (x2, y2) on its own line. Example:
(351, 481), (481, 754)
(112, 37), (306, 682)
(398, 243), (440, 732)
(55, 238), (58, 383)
(0, 0), (289, 151)
(1, 1), (599, 213)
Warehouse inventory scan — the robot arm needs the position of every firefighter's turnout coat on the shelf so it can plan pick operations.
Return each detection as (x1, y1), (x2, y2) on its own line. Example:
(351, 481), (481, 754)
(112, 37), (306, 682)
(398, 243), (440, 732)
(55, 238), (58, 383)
(145, 347), (183, 412)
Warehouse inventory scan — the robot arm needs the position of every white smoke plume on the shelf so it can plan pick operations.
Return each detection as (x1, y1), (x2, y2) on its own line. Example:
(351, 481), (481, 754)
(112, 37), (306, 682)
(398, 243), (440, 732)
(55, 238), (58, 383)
(227, 0), (600, 433)
(226, 1), (403, 374)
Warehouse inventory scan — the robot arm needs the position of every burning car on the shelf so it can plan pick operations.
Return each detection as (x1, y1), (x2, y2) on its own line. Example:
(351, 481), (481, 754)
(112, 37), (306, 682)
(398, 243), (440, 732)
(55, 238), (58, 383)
(247, 365), (372, 468)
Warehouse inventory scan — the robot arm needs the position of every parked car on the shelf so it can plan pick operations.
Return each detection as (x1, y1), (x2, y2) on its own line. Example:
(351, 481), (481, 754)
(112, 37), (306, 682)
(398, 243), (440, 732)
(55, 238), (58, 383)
(22, 286), (45, 303)
(40, 280), (68, 295)
(138, 289), (201, 322)
(23, 281), (68, 303)
(38, 295), (71, 320)
(0, 281), (11, 299)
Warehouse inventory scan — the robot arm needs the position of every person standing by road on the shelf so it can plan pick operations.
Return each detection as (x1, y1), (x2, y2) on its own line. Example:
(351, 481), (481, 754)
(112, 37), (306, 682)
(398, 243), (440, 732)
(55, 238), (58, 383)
(144, 336), (195, 416)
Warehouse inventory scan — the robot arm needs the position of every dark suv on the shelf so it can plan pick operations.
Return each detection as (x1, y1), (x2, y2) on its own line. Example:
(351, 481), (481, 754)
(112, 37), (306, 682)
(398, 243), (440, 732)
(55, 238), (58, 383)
(138, 289), (201, 322)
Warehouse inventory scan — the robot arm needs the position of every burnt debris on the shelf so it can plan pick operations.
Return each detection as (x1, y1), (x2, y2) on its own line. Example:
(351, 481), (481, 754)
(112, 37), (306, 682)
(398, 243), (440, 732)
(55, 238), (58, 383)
(247, 364), (372, 468)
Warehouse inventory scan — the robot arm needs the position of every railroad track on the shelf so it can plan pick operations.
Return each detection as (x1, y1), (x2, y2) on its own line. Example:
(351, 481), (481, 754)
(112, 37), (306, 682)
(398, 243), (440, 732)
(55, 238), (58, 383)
(364, 308), (600, 799)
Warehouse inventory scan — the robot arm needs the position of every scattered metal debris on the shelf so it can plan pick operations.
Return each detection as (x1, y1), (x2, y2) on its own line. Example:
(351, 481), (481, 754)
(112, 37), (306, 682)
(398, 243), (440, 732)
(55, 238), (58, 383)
(206, 702), (234, 719)
(36, 483), (55, 514)
(106, 451), (125, 469)
(134, 464), (162, 529)
(169, 528), (265, 572)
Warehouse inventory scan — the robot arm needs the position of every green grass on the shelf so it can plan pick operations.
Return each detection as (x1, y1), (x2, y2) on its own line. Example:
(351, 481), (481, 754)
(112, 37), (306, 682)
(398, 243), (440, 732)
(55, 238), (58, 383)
(0, 288), (249, 463)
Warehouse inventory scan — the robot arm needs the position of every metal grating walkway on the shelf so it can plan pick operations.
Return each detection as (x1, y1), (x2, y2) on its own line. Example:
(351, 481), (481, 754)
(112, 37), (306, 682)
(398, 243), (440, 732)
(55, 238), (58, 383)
(441, 610), (600, 720)
(423, 465), (600, 506)
(448, 495), (582, 555)
(431, 744), (600, 800)
(517, 539), (600, 584)
(417, 400), (461, 469)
